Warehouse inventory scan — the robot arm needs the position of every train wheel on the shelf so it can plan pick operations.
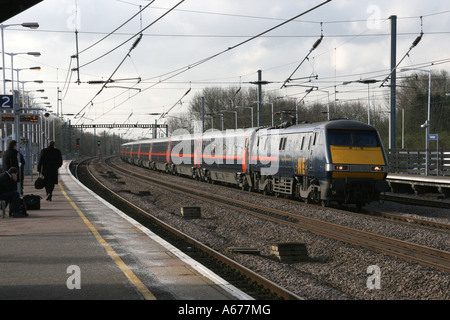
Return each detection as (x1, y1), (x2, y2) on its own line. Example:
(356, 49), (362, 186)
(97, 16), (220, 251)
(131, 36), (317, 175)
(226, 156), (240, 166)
(321, 200), (329, 207)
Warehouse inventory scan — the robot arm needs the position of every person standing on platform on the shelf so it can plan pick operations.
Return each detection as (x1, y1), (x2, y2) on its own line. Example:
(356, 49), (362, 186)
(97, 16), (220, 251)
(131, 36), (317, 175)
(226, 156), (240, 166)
(0, 167), (26, 218)
(38, 141), (63, 201)
(3, 140), (19, 173)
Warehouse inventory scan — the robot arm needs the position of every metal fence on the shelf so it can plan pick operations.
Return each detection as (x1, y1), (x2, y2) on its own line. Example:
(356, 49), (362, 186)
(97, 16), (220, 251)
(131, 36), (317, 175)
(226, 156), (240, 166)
(387, 149), (450, 176)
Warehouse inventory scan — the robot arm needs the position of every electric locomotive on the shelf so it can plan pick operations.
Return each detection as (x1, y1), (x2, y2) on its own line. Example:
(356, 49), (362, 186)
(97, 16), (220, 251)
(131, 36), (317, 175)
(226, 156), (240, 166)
(120, 119), (389, 207)
(249, 119), (389, 207)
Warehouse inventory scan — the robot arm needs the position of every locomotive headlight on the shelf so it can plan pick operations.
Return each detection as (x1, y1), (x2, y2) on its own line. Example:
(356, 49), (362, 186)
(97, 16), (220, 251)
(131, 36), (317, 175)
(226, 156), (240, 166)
(334, 165), (348, 171)
(372, 166), (383, 171)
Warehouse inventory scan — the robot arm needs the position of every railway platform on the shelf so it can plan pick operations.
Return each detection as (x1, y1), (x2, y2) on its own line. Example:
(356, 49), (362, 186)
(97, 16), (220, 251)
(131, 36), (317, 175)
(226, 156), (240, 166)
(0, 161), (252, 300)
(386, 173), (450, 197)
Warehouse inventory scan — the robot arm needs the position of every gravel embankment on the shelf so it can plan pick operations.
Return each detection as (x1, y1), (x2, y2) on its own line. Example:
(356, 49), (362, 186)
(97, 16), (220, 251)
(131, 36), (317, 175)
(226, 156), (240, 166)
(90, 158), (449, 300)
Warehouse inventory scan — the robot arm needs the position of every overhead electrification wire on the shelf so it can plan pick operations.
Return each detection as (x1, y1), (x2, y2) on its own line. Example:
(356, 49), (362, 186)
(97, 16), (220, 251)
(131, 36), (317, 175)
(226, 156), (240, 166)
(140, 0), (332, 92)
(281, 23), (324, 88)
(74, 34), (143, 121)
(79, 0), (156, 55)
(147, 6), (450, 25)
(158, 85), (191, 120)
(74, 1), (186, 122)
(380, 17), (424, 87)
(60, 57), (73, 100)
(79, 0), (183, 69)
(87, 0), (333, 123)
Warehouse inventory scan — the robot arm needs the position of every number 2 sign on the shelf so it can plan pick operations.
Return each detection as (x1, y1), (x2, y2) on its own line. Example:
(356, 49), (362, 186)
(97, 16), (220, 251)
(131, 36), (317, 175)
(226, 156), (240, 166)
(1, 95), (13, 109)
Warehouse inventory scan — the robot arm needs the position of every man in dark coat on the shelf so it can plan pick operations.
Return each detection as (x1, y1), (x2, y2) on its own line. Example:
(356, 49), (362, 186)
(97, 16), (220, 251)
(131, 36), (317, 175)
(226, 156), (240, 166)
(2, 140), (19, 193)
(38, 141), (63, 201)
(0, 167), (26, 217)
(3, 140), (19, 173)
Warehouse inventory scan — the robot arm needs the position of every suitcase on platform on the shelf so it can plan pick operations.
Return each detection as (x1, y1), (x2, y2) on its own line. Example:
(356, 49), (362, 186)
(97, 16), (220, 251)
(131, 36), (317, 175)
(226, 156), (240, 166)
(23, 194), (42, 210)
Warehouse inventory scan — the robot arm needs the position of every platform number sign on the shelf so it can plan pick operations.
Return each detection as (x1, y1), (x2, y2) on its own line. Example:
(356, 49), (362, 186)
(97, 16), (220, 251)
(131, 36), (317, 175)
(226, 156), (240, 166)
(0, 95), (13, 109)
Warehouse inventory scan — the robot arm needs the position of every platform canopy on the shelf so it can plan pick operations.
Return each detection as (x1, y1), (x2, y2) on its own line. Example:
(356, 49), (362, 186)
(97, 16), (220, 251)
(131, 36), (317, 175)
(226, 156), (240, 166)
(0, 0), (43, 23)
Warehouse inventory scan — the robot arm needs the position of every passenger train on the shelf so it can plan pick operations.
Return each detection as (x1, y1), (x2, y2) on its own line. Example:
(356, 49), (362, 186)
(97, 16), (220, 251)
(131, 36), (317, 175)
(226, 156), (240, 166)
(120, 119), (390, 207)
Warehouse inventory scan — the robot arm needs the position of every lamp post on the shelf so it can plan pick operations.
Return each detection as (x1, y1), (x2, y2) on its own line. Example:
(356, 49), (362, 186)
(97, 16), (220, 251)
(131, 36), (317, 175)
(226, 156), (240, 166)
(4, 52), (41, 92)
(221, 110), (238, 129)
(397, 107), (405, 149)
(204, 115), (214, 130)
(342, 79), (380, 125)
(1, 23), (39, 153)
(268, 102), (274, 126)
(400, 68), (431, 176)
(3, 52), (41, 154)
(1, 69), (41, 163)
(235, 106), (253, 128)
(316, 90), (330, 120)
(217, 113), (224, 131)
(18, 79), (44, 175)
(1, 23), (39, 93)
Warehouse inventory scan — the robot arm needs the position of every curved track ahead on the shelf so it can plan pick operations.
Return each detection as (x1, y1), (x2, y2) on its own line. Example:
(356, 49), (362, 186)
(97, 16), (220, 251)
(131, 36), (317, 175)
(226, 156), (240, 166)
(73, 157), (303, 301)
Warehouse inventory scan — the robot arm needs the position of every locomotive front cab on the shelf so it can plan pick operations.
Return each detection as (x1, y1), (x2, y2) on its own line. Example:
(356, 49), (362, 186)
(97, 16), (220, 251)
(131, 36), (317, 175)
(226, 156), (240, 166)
(326, 124), (389, 205)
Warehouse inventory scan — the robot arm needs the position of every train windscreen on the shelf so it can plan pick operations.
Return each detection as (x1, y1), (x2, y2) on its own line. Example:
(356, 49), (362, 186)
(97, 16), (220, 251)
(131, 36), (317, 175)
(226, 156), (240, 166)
(328, 130), (379, 147)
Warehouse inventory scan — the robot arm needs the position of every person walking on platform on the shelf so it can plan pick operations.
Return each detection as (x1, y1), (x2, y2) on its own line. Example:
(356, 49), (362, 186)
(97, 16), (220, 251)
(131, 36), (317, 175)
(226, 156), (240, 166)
(0, 167), (26, 218)
(38, 141), (63, 201)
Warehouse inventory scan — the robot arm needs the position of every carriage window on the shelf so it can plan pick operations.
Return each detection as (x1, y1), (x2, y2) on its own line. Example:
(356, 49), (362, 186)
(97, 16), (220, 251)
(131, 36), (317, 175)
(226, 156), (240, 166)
(316, 131), (323, 145)
(141, 144), (151, 154)
(300, 136), (305, 150)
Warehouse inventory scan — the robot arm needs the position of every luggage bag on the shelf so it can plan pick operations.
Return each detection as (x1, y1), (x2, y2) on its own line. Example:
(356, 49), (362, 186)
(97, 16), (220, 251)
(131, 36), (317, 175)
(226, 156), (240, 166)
(23, 194), (42, 210)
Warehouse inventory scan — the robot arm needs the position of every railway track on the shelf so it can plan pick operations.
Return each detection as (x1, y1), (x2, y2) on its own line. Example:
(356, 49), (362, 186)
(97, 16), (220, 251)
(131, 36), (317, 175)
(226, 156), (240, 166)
(102, 156), (450, 274)
(277, 191), (450, 235)
(72, 157), (303, 300)
(380, 193), (450, 209)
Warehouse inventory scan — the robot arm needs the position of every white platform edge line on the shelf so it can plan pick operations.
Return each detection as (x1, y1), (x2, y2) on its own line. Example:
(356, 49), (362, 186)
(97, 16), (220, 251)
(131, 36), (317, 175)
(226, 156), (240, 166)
(63, 161), (254, 300)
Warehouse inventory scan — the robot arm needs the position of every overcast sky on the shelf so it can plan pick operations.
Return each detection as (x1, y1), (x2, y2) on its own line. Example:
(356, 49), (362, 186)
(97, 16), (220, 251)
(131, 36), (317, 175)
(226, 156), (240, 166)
(2, 0), (450, 139)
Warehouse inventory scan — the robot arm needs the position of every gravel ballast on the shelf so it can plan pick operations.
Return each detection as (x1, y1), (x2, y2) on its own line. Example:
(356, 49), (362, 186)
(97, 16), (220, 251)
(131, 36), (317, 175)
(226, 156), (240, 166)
(89, 158), (449, 300)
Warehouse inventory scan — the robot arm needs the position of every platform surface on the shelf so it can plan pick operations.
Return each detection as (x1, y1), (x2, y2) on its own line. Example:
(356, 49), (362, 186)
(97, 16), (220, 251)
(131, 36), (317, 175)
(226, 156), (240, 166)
(0, 162), (251, 300)
(386, 173), (450, 185)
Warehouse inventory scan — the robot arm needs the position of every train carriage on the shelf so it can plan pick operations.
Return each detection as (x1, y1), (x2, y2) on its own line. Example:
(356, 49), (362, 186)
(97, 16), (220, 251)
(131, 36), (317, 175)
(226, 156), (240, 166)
(121, 119), (389, 207)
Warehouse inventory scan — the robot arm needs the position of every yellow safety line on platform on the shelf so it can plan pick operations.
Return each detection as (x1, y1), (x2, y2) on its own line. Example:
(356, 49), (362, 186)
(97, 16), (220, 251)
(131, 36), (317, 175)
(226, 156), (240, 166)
(58, 183), (157, 300)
